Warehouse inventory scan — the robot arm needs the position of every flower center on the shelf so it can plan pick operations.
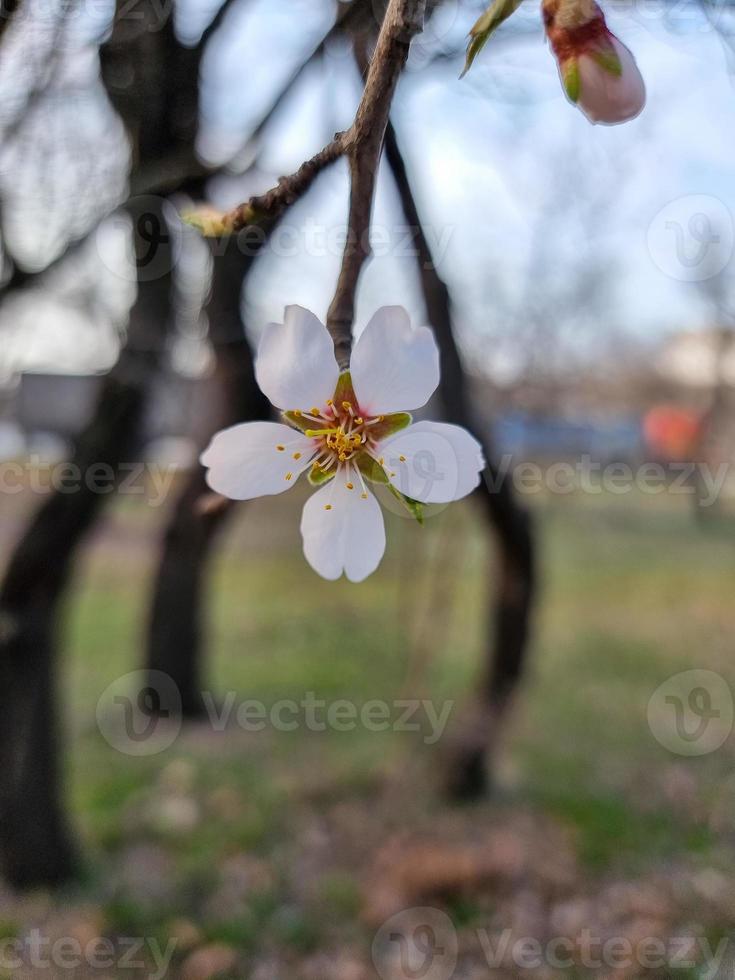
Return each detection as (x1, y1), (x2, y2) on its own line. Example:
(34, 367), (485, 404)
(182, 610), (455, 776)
(303, 401), (373, 466)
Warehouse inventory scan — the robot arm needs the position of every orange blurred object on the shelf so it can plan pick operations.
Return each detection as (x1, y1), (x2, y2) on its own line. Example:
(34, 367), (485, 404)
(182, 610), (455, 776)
(643, 405), (702, 461)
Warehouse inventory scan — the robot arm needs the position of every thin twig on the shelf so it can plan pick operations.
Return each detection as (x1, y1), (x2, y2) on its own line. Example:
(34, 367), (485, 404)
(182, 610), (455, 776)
(206, 0), (427, 368)
(328, 0), (426, 367)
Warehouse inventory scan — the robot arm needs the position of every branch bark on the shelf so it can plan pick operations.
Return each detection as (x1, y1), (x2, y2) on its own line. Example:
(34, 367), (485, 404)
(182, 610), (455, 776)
(214, 0), (426, 368)
(327, 0), (426, 367)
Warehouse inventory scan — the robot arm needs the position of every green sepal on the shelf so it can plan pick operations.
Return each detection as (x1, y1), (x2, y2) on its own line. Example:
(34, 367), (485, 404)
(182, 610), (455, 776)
(462, 0), (523, 77)
(356, 452), (389, 485)
(282, 410), (317, 434)
(307, 465), (335, 487)
(368, 412), (412, 442)
(563, 59), (581, 103)
(333, 371), (358, 407)
(387, 484), (425, 525)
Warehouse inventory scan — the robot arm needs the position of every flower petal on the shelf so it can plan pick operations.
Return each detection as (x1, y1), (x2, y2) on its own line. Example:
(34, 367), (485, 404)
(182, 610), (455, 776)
(576, 38), (645, 125)
(201, 421), (315, 499)
(255, 306), (340, 411)
(300, 478), (386, 582)
(379, 421), (485, 504)
(350, 306), (440, 415)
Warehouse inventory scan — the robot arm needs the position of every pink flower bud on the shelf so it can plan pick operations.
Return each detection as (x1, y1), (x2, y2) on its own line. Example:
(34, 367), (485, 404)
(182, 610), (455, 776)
(543, 0), (646, 125)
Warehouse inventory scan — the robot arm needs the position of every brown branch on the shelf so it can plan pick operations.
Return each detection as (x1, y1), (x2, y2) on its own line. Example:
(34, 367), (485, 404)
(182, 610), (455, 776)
(208, 0), (427, 369)
(327, 0), (426, 367)
(225, 136), (346, 230)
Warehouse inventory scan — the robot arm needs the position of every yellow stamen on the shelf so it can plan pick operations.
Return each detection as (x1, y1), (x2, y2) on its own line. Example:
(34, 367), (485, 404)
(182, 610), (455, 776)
(346, 482), (354, 490)
(342, 401), (352, 411)
(355, 417), (363, 425)
(310, 406), (321, 415)
(361, 492), (368, 499)
(304, 427), (339, 438)
(293, 452), (302, 460)
(324, 504), (332, 511)
(285, 472), (293, 481)
(399, 455), (406, 462)
(276, 445), (285, 451)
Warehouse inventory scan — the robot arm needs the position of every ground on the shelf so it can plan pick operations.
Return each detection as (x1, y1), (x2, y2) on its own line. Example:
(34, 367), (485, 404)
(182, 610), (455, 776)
(0, 478), (734, 978)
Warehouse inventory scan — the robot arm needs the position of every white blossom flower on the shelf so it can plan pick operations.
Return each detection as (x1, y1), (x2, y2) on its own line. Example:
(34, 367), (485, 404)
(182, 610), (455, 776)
(201, 306), (485, 582)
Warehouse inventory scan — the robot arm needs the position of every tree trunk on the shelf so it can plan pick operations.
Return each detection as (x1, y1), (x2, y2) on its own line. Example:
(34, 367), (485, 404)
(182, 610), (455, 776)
(145, 240), (270, 716)
(0, 199), (173, 886)
(385, 124), (537, 798)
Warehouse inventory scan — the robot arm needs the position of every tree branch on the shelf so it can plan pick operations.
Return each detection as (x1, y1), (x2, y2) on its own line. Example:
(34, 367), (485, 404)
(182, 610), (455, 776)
(327, 0), (426, 367)
(200, 0), (426, 369)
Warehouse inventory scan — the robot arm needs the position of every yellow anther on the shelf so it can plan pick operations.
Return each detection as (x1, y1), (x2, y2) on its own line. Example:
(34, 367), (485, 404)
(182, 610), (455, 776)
(324, 504), (332, 511)
(342, 401), (352, 411)
(293, 452), (302, 460)
(326, 399), (333, 406)
(379, 457), (384, 465)
(285, 472), (293, 481)
(355, 417), (363, 425)
(293, 410), (302, 417)
(276, 445), (285, 451)
(399, 455), (406, 462)
(361, 492), (368, 499)
(310, 406), (321, 415)
(346, 482), (354, 490)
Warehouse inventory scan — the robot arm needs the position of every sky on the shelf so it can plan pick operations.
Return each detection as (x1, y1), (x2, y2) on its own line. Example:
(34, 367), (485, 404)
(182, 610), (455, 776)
(1, 0), (734, 382)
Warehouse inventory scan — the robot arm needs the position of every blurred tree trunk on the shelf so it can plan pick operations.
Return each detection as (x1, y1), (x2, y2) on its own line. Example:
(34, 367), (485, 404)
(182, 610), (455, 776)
(385, 125), (537, 798)
(0, 199), (173, 886)
(145, 239), (270, 716)
(0, 0), (214, 887)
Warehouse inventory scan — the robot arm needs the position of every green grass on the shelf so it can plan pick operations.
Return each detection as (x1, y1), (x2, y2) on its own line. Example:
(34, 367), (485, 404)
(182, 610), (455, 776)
(5, 484), (735, 975)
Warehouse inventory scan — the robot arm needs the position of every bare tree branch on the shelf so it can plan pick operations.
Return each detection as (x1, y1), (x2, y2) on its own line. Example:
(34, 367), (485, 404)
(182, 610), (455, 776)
(327, 0), (426, 367)
(205, 0), (427, 368)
